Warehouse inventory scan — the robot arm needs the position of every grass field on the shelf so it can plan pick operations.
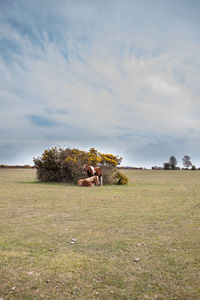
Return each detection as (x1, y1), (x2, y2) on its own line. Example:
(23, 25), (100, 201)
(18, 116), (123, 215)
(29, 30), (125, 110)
(0, 168), (200, 299)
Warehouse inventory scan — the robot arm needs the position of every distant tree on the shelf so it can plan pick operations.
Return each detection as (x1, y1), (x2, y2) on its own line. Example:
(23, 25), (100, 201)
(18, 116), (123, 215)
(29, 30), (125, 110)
(163, 162), (170, 170)
(169, 156), (177, 170)
(182, 155), (192, 169)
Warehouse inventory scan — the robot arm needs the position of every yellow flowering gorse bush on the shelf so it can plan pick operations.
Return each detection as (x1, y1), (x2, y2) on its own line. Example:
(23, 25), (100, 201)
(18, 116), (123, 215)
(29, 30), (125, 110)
(34, 147), (128, 184)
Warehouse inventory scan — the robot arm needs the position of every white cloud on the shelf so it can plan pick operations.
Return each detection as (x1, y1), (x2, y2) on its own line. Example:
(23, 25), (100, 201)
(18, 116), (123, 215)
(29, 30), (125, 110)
(1, 0), (200, 166)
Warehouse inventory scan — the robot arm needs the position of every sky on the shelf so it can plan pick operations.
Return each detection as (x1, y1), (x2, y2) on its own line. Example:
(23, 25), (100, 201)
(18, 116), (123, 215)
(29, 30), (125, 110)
(1, 0), (200, 168)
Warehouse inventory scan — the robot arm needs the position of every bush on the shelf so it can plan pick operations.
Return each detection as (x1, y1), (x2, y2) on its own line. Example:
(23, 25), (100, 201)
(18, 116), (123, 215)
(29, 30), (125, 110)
(163, 162), (170, 170)
(33, 147), (128, 185)
(116, 172), (129, 185)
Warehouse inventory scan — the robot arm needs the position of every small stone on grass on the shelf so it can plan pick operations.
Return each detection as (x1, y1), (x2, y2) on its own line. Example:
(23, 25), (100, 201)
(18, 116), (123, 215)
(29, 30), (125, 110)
(70, 238), (77, 244)
(134, 258), (140, 262)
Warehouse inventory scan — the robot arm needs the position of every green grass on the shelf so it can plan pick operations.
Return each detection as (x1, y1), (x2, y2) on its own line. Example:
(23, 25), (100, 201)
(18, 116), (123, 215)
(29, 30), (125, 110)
(0, 168), (200, 299)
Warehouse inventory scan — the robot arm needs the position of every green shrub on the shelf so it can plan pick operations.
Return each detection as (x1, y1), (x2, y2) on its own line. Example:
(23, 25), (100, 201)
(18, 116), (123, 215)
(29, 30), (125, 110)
(163, 162), (170, 170)
(33, 147), (128, 185)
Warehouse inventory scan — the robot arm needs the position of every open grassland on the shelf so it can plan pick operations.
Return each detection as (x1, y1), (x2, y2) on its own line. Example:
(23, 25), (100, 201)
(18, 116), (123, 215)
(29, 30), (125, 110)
(0, 169), (200, 300)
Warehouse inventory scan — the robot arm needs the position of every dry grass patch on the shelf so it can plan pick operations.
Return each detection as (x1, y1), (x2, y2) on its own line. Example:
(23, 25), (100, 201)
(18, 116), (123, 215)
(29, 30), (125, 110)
(0, 168), (200, 299)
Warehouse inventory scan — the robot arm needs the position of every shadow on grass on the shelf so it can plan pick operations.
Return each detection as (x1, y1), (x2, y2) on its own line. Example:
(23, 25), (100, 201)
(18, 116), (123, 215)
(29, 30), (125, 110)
(17, 181), (131, 188)
(17, 181), (75, 186)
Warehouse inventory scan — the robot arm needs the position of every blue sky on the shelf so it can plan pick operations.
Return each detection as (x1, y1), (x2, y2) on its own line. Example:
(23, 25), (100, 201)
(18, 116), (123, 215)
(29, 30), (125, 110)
(1, 0), (200, 167)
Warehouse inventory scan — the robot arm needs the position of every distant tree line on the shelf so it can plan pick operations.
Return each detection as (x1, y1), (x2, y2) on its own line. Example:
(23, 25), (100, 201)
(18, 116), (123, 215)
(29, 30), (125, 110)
(117, 166), (144, 170)
(152, 155), (197, 170)
(0, 165), (34, 169)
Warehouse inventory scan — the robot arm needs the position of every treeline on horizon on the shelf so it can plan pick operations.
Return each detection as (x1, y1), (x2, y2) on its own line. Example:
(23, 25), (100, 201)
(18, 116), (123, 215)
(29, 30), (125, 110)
(0, 165), (34, 169)
(119, 155), (199, 170)
(0, 155), (198, 170)
(153, 155), (198, 170)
